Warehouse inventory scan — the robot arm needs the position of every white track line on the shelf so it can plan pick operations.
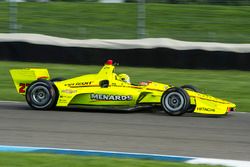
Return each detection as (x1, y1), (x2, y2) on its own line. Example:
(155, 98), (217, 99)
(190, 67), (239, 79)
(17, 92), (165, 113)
(187, 158), (250, 167)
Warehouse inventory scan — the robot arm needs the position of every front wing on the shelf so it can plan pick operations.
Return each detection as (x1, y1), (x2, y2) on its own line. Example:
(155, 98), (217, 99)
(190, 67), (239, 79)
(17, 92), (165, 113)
(188, 91), (236, 115)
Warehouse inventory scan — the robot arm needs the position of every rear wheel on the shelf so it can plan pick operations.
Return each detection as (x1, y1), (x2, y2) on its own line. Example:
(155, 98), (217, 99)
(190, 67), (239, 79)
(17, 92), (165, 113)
(26, 79), (57, 110)
(50, 77), (65, 82)
(161, 87), (190, 116)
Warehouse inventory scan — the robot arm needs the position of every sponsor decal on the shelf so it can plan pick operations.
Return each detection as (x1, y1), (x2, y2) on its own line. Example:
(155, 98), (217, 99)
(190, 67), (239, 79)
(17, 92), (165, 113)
(58, 99), (68, 103)
(61, 89), (77, 94)
(64, 82), (92, 87)
(196, 107), (215, 112)
(91, 94), (132, 101)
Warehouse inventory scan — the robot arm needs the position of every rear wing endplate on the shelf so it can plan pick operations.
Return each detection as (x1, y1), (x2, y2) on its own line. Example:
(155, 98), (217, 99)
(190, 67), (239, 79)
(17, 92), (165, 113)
(9, 68), (50, 95)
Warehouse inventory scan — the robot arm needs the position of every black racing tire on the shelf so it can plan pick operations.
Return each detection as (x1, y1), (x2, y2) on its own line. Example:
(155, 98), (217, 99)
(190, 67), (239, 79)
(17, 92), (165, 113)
(180, 85), (199, 113)
(26, 79), (57, 110)
(161, 87), (190, 116)
(181, 85), (200, 93)
(50, 77), (65, 82)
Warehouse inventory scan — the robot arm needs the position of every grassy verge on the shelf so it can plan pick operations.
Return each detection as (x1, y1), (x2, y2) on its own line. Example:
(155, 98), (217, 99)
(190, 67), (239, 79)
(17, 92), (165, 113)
(0, 152), (222, 167)
(0, 2), (249, 43)
(1, 61), (250, 112)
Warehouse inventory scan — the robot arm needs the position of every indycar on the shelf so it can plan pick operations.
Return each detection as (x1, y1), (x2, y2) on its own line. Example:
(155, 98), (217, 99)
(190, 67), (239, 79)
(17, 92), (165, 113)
(10, 60), (236, 116)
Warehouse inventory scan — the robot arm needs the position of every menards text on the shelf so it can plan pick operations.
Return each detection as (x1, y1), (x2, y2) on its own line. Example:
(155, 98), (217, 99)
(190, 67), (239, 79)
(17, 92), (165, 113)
(91, 94), (132, 101)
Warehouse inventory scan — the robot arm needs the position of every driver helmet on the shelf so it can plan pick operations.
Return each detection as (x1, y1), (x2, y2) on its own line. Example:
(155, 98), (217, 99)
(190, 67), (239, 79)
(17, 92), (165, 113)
(118, 73), (130, 84)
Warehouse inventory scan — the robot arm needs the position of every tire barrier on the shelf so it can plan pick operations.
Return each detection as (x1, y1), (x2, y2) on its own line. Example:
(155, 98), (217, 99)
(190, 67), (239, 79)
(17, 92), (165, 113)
(0, 34), (250, 70)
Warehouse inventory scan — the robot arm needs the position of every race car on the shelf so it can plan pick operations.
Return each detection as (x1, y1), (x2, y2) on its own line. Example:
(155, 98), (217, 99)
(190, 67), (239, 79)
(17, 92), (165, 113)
(10, 60), (236, 116)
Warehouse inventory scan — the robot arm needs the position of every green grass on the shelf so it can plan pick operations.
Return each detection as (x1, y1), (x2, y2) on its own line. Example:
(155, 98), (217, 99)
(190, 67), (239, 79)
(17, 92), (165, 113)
(1, 61), (250, 112)
(0, 2), (249, 43)
(0, 152), (223, 167)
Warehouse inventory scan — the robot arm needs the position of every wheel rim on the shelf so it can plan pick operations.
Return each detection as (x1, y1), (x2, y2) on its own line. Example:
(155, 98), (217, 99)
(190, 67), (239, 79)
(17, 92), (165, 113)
(30, 85), (51, 107)
(164, 92), (184, 112)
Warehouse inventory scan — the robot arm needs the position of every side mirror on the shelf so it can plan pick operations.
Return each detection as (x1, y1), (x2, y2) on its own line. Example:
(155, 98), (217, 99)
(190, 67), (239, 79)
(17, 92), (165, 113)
(99, 80), (109, 88)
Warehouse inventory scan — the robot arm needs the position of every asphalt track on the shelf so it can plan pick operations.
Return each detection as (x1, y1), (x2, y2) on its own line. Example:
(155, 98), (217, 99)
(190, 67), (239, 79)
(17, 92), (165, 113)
(0, 101), (249, 161)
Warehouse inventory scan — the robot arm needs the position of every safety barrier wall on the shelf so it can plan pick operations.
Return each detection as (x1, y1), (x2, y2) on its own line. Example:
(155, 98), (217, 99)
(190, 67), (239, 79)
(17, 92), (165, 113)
(0, 33), (250, 70)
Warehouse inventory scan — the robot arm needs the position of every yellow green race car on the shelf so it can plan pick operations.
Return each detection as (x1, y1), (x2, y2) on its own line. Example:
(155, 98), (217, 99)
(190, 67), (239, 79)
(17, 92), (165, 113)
(10, 60), (236, 116)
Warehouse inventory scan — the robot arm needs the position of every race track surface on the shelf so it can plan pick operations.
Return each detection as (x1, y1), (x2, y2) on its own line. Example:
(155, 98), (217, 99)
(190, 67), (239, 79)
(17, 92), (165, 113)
(0, 101), (249, 161)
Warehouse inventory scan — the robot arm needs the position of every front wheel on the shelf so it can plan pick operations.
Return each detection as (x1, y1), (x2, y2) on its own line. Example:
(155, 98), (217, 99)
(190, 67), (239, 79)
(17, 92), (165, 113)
(26, 79), (57, 110)
(181, 85), (200, 93)
(161, 87), (190, 116)
(180, 85), (199, 113)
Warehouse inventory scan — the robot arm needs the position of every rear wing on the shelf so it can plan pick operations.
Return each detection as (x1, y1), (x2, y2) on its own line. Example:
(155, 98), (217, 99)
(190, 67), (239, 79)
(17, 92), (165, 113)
(9, 68), (50, 95)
